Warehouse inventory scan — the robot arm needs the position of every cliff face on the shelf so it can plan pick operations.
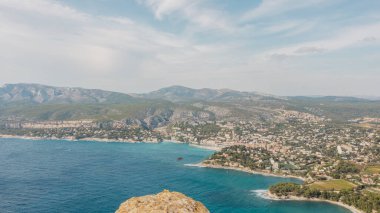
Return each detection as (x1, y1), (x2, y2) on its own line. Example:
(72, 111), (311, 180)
(116, 190), (209, 213)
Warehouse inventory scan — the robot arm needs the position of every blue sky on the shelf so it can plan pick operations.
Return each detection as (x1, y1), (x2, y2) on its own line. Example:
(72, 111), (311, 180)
(0, 0), (379, 96)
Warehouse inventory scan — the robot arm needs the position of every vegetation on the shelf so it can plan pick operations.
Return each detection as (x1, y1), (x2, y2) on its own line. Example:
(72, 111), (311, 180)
(2, 83), (380, 123)
(335, 161), (360, 174)
(364, 165), (380, 175)
(208, 145), (273, 170)
(269, 183), (301, 196)
(270, 182), (380, 213)
(289, 97), (380, 121)
(173, 122), (221, 142)
(309, 180), (356, 191)
(0, 127), (163, 142)
(0, 102), (169, 121)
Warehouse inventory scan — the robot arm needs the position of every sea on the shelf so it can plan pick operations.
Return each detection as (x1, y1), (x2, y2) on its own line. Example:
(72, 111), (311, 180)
(0, 138), (351, 213)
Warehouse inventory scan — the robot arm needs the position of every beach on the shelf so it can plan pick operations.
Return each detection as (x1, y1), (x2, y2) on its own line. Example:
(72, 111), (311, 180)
(188, 143), (222, 151)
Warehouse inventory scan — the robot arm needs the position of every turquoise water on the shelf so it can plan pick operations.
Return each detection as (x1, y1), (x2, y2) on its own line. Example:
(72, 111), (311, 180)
(0, 138), (350, 213)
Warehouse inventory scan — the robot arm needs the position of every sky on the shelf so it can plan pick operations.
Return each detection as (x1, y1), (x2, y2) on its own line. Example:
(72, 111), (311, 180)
(0, 0), (379, 96)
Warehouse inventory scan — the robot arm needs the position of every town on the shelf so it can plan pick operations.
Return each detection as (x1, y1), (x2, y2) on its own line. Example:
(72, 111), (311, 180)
(1, 110), (380, 212)
(1, 114), (379, 185)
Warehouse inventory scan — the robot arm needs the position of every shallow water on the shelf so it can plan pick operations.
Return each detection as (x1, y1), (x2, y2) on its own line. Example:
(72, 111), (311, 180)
(0, 138), (350, 213)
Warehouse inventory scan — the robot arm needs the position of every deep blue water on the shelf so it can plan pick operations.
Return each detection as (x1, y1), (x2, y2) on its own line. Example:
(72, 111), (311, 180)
(0, 138), (351, 213)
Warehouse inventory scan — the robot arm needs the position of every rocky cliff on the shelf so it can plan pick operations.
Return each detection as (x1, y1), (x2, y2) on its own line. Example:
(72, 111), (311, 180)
(115, 190), (209, 213)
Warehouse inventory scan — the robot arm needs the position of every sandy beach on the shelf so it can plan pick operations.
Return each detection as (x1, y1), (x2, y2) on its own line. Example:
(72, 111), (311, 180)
(188, 143), (222, 151)
(162, 140), (222, 151)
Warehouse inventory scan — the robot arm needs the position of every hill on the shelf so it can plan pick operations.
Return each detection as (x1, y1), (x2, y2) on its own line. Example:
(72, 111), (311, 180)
(0, 83), (138, 104)
(137, 85), (282, 103)
(0, 83), (379, 124)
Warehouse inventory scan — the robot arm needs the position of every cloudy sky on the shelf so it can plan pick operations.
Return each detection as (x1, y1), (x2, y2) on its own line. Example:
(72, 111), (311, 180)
(0, 0), (379, 96)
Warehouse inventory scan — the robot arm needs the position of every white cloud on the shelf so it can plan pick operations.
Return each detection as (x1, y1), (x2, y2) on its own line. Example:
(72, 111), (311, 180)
(137, 0), (235, 32)
(263, 23), (380, 58)
(0, 0), (379, 96)
(0, 0), (243, 92)
(241, 0), (329, 21)
(0, 0), (87, 21)
(136, 0), (191, 20)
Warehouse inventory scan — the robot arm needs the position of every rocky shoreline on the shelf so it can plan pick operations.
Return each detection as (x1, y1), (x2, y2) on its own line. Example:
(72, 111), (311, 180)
(186, 146), (364, 213)
(262, 190), (363, 213)
(0, 134), (158, 143)
(0, 134), (367, 213)
(189, 163), (363, 213)
(186, 162), (306, 181)
(0, 134), (221, 151)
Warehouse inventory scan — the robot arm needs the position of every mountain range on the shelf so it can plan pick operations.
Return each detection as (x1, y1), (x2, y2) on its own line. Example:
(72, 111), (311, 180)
(0, 83), (379, 126)
(0, 83), (139, 104)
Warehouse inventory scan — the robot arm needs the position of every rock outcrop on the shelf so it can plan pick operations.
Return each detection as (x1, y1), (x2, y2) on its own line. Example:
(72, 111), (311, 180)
(116, 190), (209, 213)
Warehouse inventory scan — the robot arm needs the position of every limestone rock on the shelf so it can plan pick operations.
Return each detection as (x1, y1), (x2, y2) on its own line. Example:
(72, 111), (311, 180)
(116, 190), (209, 213)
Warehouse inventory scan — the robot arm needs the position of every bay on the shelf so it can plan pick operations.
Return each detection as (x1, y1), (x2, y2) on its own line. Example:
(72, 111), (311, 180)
(0, 138), (350, 213)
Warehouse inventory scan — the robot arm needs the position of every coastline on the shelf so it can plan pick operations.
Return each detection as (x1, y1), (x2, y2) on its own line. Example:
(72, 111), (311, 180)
(0, 134), (364, 213)
(0, 134), (221, 151)
(262, 190), (363, 213)
(0, 134), (158, 143)
(185, 162), (306, 181)
(188, 163), (362, 212)
(188, 143), (222, 151)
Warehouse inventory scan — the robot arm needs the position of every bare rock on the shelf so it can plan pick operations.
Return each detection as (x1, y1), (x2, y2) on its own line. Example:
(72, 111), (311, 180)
(116, 190), (209, 213)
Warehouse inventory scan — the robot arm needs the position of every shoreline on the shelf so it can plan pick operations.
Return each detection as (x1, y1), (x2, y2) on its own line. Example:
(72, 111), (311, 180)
(185, 162), (306, 181)
(189, 143), (222, 151)
(262, 190), (363, 213)
(0, 134), (363, 213)
(0, 134), (221, 151)
(163, 140), (222, 151)
(189, 163), (362, 212)
(0, 134), (158, 143)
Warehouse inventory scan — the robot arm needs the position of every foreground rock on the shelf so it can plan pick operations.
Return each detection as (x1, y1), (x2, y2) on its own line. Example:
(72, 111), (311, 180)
(116, 190), (209, 213)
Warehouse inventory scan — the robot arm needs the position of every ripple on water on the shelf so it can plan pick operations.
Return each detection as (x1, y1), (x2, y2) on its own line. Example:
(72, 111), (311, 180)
(0, 139), (351, 213)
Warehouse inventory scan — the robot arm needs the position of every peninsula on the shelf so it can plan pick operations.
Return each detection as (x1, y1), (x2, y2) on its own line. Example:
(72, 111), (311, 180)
(199, 145), (380, 212)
